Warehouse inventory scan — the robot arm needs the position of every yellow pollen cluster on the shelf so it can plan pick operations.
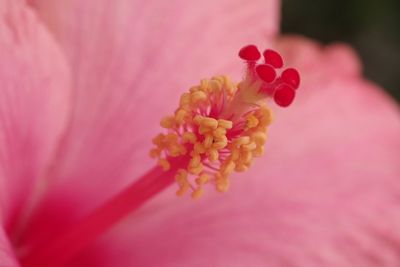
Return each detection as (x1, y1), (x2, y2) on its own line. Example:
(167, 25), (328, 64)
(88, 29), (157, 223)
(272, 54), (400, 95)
(150, 76), (272, 199)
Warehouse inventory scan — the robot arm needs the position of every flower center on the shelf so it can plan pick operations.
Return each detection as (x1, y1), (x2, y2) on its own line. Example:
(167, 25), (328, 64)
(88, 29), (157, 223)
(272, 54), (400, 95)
(20, 45), (300, 267)
(151, 45), (300, 198)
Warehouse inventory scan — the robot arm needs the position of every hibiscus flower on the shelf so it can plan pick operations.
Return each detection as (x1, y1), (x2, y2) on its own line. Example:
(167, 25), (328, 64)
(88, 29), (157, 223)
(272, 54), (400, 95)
(1, 0), (400, 267)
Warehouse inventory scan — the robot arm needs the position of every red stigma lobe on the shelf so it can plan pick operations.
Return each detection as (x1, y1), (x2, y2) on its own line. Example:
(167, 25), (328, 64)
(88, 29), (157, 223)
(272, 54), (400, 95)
(239, 45), (261, 61)
(273, 84), (295, 107)
(263, 49), (283, 68)
(256, 64), (276, 83)
(281, 68), (300, 89)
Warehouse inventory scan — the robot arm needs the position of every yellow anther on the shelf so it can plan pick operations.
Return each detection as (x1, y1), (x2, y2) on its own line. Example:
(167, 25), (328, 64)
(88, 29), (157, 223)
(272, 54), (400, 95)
(169, 145), (186, 157)
(175, 109), (187, 124)
(189, 153), (201, 166)
(213, 77), (235, 95)
(207, 148), (219, 162)
(175, 174), (187, 186)
(235, 164), (248, 172)
(179, 93), (191, 108)
(253, 146), (264, 157)
(234, 136), (250, 146)
(189, 86), (200, 93)
(222, 161), (235, 175)
(216, 177), (229, 193)
(191, 91), (207, 104)
(215, 135), (228, 144)
(252, 132), (267, 145)
(218, 119), (233, 129)
(256, 107), (273, 126)
(152, 133), (165, 146)
(200, 79), (209, 91)
(198, 125), (210, 135)
(195, 173), (210, 185)
(188, 163), (203, 175)
(203, 134), (213, 148)
(158, 158), (170, 171)
(194, 142), (207, 154)
(240, 150), (253, 163)
(168, 147), (179, 157)
(193, 115), (203, 125)
(213, 127), (226, 138)
(176, 184), (190, 197)
(243, 142), (257, 151)
(245, 161), (253, 168)
(212, 140), (228, 149)
(225, 81), (236, 94)
(160, 116), (175, 128)
(222, 76), (231, 83)
(191, 187), (204, 199)
(213, 76), (225, 84)
(209, 80), (222, 92)
(230, 149), (240, 161)
(246, 114), (259, 129)
(182, 132), (197, 143)
(149, 148), (160, 158)
(165, 133), (179, 142)
(201, 117), (218, 129)
(176, 169), (188, 180)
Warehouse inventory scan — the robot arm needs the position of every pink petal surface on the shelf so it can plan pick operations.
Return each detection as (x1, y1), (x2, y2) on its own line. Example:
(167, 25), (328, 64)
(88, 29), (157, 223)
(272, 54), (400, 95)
(0, 0), (70, 265)
(22, 0), (280, 249)
(68, 37), (400, 267)
(0, 227), (19, 267)
(0, 0), (70, 231)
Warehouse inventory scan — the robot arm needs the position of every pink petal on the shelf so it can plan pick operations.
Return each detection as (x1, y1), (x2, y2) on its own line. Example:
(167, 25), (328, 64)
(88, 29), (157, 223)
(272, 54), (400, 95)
(275, 35), (362, 84)
(0, 0), (70, 230)
(0, 227), (20, 267)
(22, 0), (280, 247)
(69, 38), (400, 266)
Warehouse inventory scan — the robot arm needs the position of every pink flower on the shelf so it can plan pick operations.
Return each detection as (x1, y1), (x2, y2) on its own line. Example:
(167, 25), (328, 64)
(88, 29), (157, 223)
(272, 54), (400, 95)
(1, 0), (400, 267)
